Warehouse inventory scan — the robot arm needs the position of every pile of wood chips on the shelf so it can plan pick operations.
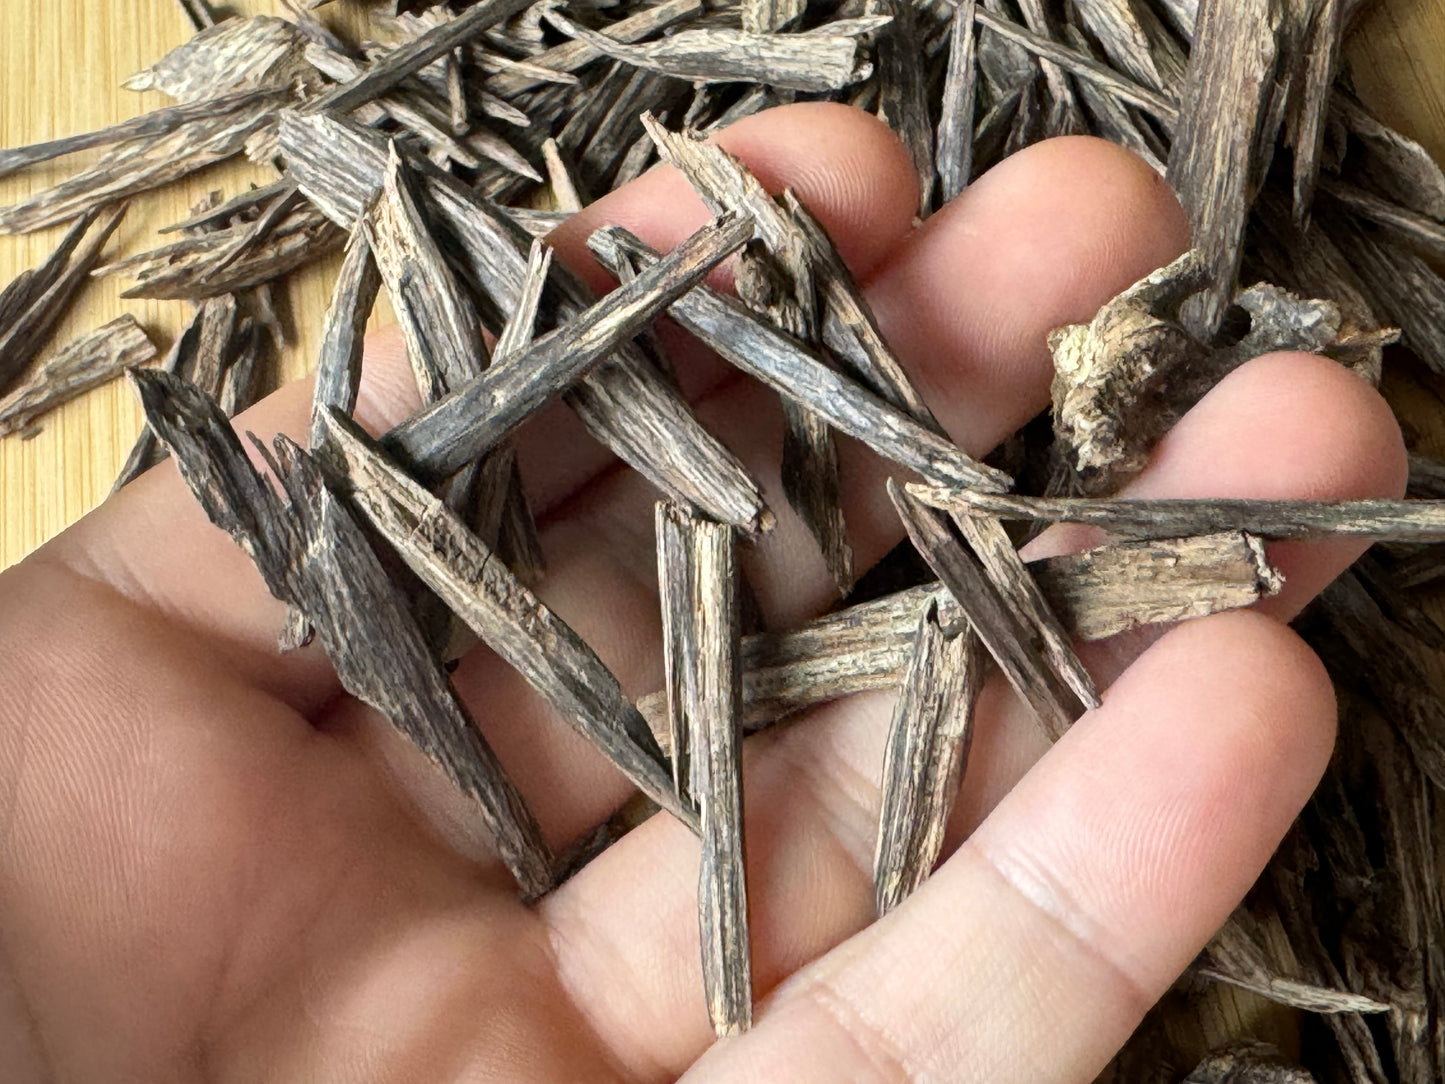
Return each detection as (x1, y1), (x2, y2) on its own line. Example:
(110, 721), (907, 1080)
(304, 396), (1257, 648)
(3, 0), (1445, 1078)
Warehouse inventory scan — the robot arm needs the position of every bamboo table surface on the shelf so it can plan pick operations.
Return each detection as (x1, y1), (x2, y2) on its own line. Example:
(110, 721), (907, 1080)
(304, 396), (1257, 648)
(0, 0), (1442, 569)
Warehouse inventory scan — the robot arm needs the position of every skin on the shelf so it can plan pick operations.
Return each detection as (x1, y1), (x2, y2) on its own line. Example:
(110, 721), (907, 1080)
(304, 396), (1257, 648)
(0, 104), (1407, 1082)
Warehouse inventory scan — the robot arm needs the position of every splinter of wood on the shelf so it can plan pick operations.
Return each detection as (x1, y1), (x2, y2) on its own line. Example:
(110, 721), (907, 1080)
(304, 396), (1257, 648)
(874, 605), (982, 915)
(383, 210), (755, 483)
(912, 489), (1445, 543)
(320, 408), (699, 832)
(889, 480), (1081, 741)
(657, 501), (753, 1037)
(132, 369), (554, 899)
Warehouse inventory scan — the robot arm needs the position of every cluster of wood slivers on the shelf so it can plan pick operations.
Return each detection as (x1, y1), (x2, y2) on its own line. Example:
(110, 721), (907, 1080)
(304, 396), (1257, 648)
(3, 0), (1445, 1077)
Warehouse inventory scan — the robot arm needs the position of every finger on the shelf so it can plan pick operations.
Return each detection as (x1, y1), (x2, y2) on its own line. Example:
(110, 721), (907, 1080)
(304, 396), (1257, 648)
(388, 135), (1190, 853)
(1126, 349), (1408, 621)
(547, 101), (918, 295)
(511, 101), (919, 512)
(530, 344), (1402, 1076)
(1007, 349), (1406, 715)
(35, 103), (918, 712)
(540, 135), (1188, 625)
(953, 348), (1407, 828)
(680, 613), (1336, 1083)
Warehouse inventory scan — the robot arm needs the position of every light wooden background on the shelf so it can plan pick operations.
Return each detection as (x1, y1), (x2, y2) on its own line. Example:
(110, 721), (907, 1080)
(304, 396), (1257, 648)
(0, 0), (1442, 568)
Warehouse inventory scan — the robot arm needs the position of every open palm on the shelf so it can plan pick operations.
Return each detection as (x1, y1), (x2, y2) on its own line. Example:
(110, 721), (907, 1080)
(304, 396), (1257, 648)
(0, 104), (1407, 1082)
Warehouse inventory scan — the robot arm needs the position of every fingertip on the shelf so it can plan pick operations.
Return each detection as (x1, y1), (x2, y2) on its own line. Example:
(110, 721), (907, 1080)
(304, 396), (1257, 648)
(547, 103), (919, 292)
(867, 135), (1190, 453)
(716, 102), (919, 271)
(993, 135), (1190, 258)
(1147, 350), (1407, 503)
(1132, 609), (1338, 797)
(1273, 350), (1407, 497)
(969, 608), (1338, 1001)
(1114, 607), (1339, 890)
(1135, 349), (1407, 621)
(1262, 613), (1340, 775)
(1085, 609), (1338, 843)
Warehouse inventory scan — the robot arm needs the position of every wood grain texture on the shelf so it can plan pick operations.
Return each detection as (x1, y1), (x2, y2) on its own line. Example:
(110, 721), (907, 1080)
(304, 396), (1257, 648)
(0, 0), (381, 567)
(1347, 0), (1445, 166)
(0, 0), (1441, 568)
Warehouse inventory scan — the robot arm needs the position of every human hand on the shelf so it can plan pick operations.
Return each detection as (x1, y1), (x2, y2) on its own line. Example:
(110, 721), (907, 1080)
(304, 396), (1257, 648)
(0, 104), (1407, 1081)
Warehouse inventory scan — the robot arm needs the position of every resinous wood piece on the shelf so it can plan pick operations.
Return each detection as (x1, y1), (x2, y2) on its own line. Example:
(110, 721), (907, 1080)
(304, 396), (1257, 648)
(321, 409), (698, 833)
(873, 606), (981, 915)
(132, 370), (554, 899)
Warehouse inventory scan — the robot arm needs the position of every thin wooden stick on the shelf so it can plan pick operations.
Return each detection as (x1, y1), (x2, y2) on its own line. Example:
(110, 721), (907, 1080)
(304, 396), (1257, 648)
(973, 6), (1178, 124)
(113, 304), (207, 490)
(541, 138), (586, 215)
(1318, 571), (1445, 793)
(280, 111), (768, 532)
(305, 0), (537, 116)
(0, 99), (278, 235)
(1199, 912), (1391, 1015)
(132, 370), (554, 899)
(543, 10), (874, 93)
(588, 228), (1010, 494)
(913, 488), (1445, 543)
(177, 0), (217, 31)
(656, 502), (696, 805)
(103, 204), (345, 301)
(1321, 178), (1445, 264)
(658, 502), (753, 1036)
(483, 0), (704, 98)
(202, 183), (305, 280)
(0, 210), (108, 330)
(874, 606), (982, 915)
(217, 318), (266, 418)
(639, 530), (1281, 744)
(486, 238), (552, 582)
(1034, 531), (1281, 640)
(936, 0), (979, 203)
(0, 88), (286, 180)
(872, 0), (934, 216)
(950, 511), (1100, 710)
(309, 223), (381, 447)
(365, 145), (486, 400)
(890, 480), (1080, 741)
(320, 409), (698, 833)
(733, 222), (852, 594)
(1165, 0), (1281, 335)
(742, 0), (805, 34)
(0, 317), (157, 438)
(383, 211), (755, 483)
(493, 240), (553, 363)
(0, 205), (127, 395)
(643, 114), (941, 429)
